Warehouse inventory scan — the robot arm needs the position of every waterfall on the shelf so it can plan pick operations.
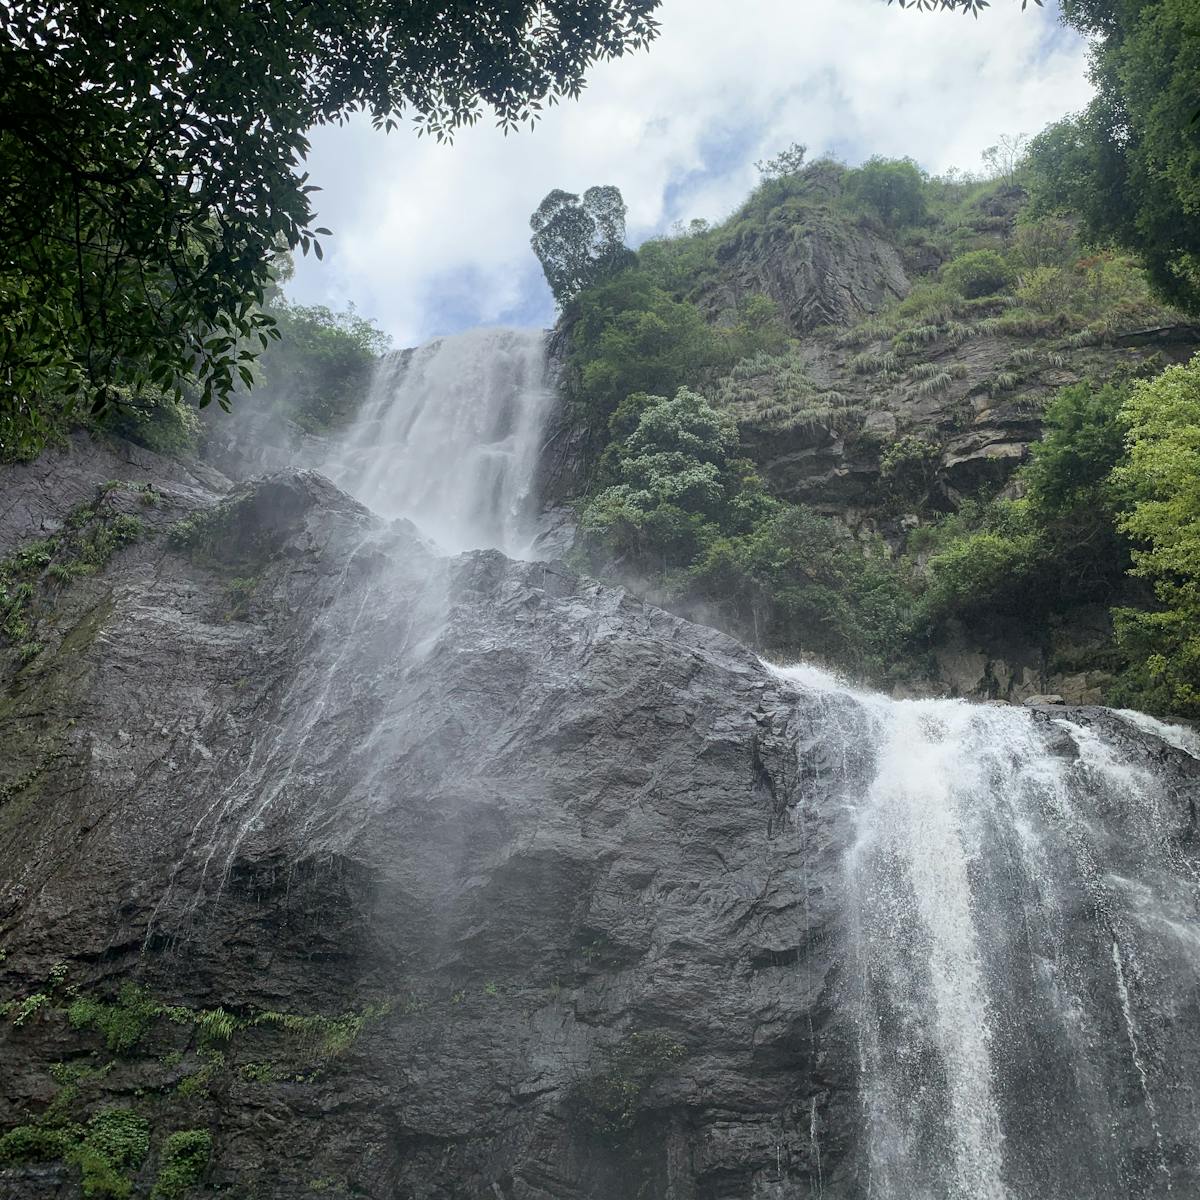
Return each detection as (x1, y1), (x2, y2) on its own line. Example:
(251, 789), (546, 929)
(163, 324), (1199, 1195)
(322, 326), (554, 558)
(772, 662), (1200, 1199)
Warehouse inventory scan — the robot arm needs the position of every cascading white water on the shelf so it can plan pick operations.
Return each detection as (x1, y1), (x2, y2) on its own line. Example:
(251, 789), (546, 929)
(772, 662), (1200, 1200)
(322, 326), (554, 558)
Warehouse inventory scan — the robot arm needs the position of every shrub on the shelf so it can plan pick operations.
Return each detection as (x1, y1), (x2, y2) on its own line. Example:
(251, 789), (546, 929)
(942, 250), (1014, 299)
(1009, 214), (1077, 272)
(846, 156), (928, 230)
(1015, 266), (1080, 315)
(576, 1033), (685, 1141)
(77, 1111), (150, 1200)
(687, 505), (912, 672)
(921, 525), (1049, 625)
(880, 436), (941, 502)
(68, 983), (159, 1055)
(1025, 381), (1128, 519)
(579, 388), (745, 569)
(152, 1130), (212, 1200)
(255, 302), (390, 433)
(571, 274), (729, 427)
(102, 389), (203, 456)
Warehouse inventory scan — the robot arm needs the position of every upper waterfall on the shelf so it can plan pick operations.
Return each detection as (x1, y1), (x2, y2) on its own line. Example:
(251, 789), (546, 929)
(321, 326), (554, 559)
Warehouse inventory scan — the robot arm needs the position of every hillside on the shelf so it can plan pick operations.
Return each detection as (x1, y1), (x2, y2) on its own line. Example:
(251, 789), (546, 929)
(547, 156), (1200, 710)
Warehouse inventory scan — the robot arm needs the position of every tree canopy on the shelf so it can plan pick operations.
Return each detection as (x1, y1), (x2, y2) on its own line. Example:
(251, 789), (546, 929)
(1026, 0), (1200, 313)
(1112, 354), (1200, 716)
(530, 186), (632, 306)
(0, 0), (662, 458)
(889, 0), (1042, 11)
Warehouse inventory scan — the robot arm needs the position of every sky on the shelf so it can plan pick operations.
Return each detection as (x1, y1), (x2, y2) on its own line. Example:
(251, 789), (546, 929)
(288, 0), (1094, 349)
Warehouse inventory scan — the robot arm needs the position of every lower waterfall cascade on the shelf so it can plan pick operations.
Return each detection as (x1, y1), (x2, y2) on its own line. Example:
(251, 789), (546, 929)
(770, 663), (1200, 1199)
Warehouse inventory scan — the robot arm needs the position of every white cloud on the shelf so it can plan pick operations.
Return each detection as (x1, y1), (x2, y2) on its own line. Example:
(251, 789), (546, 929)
(288, 0), (1093, 347)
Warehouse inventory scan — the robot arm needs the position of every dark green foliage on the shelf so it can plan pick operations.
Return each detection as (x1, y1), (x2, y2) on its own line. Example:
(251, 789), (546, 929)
(1109, 354), (1200, 716)
(845, 156), (929, 230)
(0, 1), (662, 456)
(578, 388), (912, 672)
(580, 388), (744, 567)
(100, 390), (203, 458)
(918, 504), (1052, 626)
(0, 1108), (149, 1200)
(880, 436), (942, 504)
(570, 276), (732, 428)
(77, 1110), (151, 1199)
(531, 186), (633, 306)
(254, 302), (391, 433)
(911, 378), (1133, 631)
(151, 1130), (212, 1200)
(576, 1032), (685, 1140)
(689, 507), (913, 673)
(0, 1123), (75, 1164)
(941, 250), (1015, 299)
(1024, 380), (1128, 519)
(68, 983), (161, 1056)
(1026, 0), (1200, 313)
(889, 0), (1041, 10)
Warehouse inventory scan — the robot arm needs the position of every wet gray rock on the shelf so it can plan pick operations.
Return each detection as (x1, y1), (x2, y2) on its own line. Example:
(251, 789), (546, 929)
(0, 430), (230, 557)
(0, 465), (860, 1198)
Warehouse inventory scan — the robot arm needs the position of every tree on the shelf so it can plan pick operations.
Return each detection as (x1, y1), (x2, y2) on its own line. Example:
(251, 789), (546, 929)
(888, 0), (1043, 11)
(580, 387), (739, 566)
(0, 1), (662, 459)
(755, 142), (808, 179)
(570, 274), (725, 424)
(255, 303), (392, 433)
(1025, 0), (1200, 313)
(981, 133), (1029, 186)
(1110, 354), (1200, 716)
(530, 186), (633, 306)
(846, 157), (928, 230)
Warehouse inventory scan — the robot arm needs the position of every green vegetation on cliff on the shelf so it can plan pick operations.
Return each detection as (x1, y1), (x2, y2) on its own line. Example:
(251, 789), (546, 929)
(1026, 0), (1200, 314)
(559, 143), (1198, 713)
(1111, 357), (1200, 716)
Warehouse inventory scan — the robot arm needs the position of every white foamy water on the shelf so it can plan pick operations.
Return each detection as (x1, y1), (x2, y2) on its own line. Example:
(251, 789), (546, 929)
(1116, 708), (1200, 759)
(322, 326), (554, 558)
(769, 661), (1200, 1199)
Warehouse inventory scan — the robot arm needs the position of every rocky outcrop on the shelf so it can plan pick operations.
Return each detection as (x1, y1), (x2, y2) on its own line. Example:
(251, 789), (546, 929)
(0, 466), (855, 1198)
(0, 431), (230, 558)
(697, 216), (910, 335)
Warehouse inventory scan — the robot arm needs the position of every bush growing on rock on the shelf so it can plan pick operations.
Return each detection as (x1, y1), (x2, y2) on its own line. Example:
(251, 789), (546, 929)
(942, 250), (1014, 299)
(845, 156), (928, 230)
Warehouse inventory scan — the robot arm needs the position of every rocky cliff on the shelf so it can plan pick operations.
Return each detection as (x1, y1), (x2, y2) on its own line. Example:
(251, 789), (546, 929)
(2, 441), (1199, 1199)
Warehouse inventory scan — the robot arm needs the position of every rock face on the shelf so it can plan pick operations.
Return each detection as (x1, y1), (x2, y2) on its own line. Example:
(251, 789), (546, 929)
(2, 455), (1199, 1199)
(697, 215), (910, 335)
(0, 465), (855, 1198)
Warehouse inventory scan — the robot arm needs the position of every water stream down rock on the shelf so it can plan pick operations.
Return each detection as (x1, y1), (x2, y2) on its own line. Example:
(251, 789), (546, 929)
(1, 332), (1199, 1199)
